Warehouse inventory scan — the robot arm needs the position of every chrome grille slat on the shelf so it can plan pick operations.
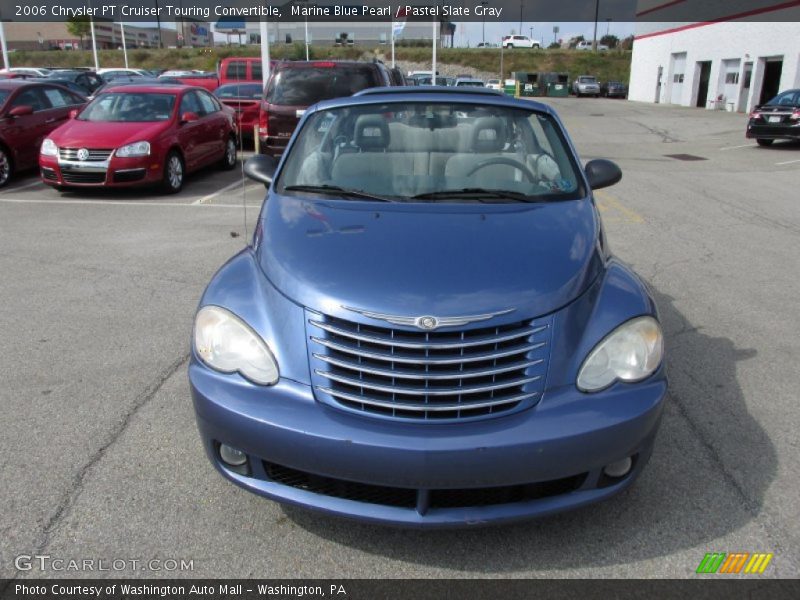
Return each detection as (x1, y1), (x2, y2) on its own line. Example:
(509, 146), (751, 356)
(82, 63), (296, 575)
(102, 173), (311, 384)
(314, 353), (543, 380)
(310, 336), (545, 365)
(309, 319), (543, 349)
(317, 387), (538, 412)
(59, 148), (114, 161)
(309, 311), (551, 421)
(315, 370), (540, 396)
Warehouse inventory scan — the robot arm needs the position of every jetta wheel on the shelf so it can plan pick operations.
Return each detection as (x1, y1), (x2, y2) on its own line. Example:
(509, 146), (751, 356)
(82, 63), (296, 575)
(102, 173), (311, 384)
(162, 151), (184, 194)
(220, 136), (237, 170)
(0, 147), (12, 188)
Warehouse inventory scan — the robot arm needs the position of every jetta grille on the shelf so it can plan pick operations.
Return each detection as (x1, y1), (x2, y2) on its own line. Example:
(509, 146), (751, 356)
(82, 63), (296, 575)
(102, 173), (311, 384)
(308, 311), (552, 421)
(59, 148), (113, 162)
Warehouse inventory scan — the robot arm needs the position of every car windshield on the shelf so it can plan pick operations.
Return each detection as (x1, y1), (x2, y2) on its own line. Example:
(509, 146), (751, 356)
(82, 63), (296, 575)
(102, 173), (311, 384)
(0, 90), (10, 105)
(215, 84), (263, 99)
(579, 77), (597, 83)
(766, 90), (800, 106)
(266, 66), (378, 105)
(79, 92), (175, 122)
(277, 101), (584, 203)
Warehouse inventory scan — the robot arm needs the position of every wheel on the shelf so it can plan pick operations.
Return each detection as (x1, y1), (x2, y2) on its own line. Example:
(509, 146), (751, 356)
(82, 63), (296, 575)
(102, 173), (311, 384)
(756, 139), (773, 147)
(508, 44), (514, 49)
(219, 136), (237, 170)
(0, 146), (13, 188)
(532, 44), (540, 49)
(162, 150), (184, 194)
(467, 157), (537, 182)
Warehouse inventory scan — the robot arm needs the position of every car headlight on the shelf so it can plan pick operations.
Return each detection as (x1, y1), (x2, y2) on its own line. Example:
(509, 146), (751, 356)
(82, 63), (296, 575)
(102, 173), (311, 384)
(577, 316), (664, 392)
(41, 138), (58, 157)
(194, 306), (279, 386)
(116, 141), (150, 158)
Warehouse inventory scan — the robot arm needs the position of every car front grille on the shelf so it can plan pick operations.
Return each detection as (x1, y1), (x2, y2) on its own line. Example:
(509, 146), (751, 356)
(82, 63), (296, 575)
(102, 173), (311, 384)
(59, 148), (113, 162)
(264, 461), (586, 510)
(308, 310), (551, 421)
(61, 170), (107, 184)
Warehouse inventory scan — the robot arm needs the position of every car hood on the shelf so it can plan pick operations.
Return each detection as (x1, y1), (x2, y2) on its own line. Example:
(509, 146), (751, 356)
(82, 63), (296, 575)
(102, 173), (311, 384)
(257, 195), (604, 320)
(48, 120), (171, 148)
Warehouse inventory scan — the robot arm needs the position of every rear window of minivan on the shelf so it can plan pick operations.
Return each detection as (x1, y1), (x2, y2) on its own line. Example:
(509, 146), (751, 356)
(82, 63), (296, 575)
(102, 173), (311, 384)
(265, 65), (380, 106)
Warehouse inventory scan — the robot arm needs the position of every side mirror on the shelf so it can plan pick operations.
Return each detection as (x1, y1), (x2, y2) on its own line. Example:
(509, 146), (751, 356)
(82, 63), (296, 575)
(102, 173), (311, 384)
(244, 154), (278, 187)
(9, 105), (34, 117)
(180, 111), (199, 124)
(69, 109), (79, 119)
(584, 159), (622, 190)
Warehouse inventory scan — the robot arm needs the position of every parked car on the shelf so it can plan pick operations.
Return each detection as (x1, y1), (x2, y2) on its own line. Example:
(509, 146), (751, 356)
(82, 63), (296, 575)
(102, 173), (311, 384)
(601, 81), (628, 99)
(476, 42), (500, 48)
(190, 87), (667, 527)
(214, 82), (262, 140)
(259, 60), (392, 156)
(575, 41), (609, 51)
(0, 67), (53, 78)
(96, 68), (150, 79)
(485, 79), (502, 90)
(502, 35), (541, 49)
(39, 85), (238, 193)
(389, 67), (406, 86)
(218, 57), (274, 85)
(27, 77), (88, 97)
(572, 75), (601, 97)
(89, 77), (182, 98)
(455, 78), (485, 88)
(162, 72), (219, 92)
(0, 80), (86, 187)
(746, 89), (800, 146)
(45, 70), (105, 95)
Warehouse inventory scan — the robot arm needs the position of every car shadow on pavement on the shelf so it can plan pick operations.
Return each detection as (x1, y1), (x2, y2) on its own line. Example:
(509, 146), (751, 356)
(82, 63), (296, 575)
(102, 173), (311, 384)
(282, 286), (777, 573)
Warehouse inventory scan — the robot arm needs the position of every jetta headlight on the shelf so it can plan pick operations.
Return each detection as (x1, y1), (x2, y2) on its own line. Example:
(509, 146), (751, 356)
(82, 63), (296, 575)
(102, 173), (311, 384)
(40, 138), (58, 157)
(116, 141), (150, 157)
(577, 316), (664, 392)
(194, 306), (279, 385)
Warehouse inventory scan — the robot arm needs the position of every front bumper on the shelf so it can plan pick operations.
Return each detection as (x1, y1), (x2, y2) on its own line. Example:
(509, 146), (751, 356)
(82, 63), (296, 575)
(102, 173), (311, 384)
(746, 121), (800, 141)
(190, 360), (666, 527)
(39, 153), (163, 188)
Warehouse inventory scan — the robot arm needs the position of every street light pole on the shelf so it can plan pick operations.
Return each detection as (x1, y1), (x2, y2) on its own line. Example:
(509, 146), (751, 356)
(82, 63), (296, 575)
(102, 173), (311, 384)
(481, 1), (487, 45)
(519, 1), (522, 37)
(592, 0), (600, 51)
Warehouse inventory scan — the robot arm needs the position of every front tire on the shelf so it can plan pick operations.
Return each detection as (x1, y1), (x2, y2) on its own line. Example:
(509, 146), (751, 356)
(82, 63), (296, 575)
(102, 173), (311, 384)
(0, 146), (13, 188)
(162, 150), (184, 194)
(756, 139), (774, 147)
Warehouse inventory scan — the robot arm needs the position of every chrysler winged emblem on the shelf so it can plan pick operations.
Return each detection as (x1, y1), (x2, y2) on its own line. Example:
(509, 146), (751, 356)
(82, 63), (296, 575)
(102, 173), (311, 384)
(343, 306), (515, 331)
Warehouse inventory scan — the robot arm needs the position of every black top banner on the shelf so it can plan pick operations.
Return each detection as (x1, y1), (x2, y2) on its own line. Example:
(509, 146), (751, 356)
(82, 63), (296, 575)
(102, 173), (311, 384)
(1, 0), (799, 23)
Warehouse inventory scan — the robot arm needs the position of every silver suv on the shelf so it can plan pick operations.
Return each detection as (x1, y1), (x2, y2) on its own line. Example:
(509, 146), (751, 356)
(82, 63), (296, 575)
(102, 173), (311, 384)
(572, 75), (601, 97)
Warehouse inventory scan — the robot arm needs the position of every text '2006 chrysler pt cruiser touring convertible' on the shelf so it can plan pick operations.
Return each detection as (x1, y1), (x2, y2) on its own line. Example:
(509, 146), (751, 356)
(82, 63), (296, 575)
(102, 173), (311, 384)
(189, 87), (667, 527)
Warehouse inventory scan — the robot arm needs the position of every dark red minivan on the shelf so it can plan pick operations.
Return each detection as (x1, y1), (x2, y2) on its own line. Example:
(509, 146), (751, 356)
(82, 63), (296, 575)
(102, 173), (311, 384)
(258, 61), (393, 157)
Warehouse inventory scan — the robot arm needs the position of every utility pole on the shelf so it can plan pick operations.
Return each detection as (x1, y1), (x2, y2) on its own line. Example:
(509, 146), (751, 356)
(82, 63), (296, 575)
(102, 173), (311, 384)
(154, 0), (163, 48)
(592, 0), (600, 51)
(481, 1), (487, 45)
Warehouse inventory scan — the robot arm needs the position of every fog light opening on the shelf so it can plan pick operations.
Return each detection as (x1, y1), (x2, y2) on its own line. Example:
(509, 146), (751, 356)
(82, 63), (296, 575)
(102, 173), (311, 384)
(603, 457), (633, 479)
(219, 444), (247, 467)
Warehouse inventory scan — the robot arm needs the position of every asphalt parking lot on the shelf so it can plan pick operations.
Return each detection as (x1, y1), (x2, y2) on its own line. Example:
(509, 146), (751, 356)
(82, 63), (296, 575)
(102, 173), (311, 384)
(1, 97), (798, 580)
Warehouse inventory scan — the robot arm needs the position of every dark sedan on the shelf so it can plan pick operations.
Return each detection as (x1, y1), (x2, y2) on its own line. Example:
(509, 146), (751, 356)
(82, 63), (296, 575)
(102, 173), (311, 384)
(46, 70), (105, 95)
(601, 81), (628, 99)
(0, 80), (86, 187)
(746, 89), (800, 146)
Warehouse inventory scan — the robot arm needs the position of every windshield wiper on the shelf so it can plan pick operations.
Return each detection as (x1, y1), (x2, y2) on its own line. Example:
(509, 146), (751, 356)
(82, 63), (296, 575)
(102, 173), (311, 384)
(411, 188), (543, 202)
(283, 184), (398, 203)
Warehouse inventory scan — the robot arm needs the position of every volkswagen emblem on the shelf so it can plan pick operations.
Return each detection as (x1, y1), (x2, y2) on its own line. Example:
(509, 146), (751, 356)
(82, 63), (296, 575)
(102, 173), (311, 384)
(76, 148), (90, 161)
(415, 316), (438, 331)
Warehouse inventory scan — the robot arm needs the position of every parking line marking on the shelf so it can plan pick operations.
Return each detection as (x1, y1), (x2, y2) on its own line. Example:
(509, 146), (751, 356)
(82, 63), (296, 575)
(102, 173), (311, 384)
(775, 158), (800, 166)
(594, 190), (645, 224)
(0, 197), (255, 208)
(193, 180), (250, 205)
(719, 143), (757, 151)
(1, 180), (45, 193)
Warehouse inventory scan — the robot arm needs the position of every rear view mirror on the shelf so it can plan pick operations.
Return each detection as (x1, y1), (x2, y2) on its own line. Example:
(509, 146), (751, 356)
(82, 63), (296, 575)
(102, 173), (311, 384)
(584, 159), (622, 190)
(244, 155), (278, 187)
(9, 105), (34, 117)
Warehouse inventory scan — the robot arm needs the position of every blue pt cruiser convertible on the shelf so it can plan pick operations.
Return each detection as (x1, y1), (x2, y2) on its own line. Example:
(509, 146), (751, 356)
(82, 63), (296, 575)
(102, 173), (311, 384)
(189, 87), (666, 527)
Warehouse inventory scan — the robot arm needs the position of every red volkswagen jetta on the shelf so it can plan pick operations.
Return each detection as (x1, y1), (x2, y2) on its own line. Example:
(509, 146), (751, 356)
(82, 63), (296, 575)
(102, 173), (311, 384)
(40, 84), (237, 193)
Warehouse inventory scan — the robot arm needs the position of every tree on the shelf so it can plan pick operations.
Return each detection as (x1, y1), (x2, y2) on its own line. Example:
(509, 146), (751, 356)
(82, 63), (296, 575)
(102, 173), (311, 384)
(66, 16), (91, 51)
(568, 35), (585, 49)
(619, 35), (634, 51)
(600, 34), (619, 49)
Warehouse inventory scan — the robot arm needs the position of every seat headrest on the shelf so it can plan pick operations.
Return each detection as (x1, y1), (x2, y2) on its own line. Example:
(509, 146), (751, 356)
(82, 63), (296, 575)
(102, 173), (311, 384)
(471, 117), (506, 152)
(354, 115), (390, 151)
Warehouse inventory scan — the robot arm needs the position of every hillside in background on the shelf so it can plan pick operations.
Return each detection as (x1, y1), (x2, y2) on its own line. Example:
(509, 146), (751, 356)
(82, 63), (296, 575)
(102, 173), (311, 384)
(6, 45), (632, 83)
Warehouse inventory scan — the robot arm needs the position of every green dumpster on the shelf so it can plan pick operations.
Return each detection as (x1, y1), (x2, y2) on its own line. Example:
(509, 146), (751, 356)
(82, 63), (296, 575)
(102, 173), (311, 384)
(516, 72), (542, 97)
(544, 72), (570, 97)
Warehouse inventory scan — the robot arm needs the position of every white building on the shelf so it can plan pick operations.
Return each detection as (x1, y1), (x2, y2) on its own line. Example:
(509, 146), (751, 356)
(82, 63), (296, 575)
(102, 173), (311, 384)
(629, 2), (800, 112)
